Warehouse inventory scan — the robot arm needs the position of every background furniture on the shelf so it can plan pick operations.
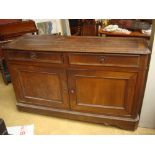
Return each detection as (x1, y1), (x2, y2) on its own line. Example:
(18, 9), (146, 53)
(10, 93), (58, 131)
(0, 56), (11, 84)
(98, 29), (151, 38)
(99, 19), (152, 38)
(0, 20), (38, 84)
(0, 119), (9, 135)
(69, 19), (82, 36)
(81, 19), (99, 36)
(69, 19), (99, 36)
(0, 19), (22, 71)
(0, 20), (38, 40)
(3, 35), (150, 130)
(108, 19), (152, 31)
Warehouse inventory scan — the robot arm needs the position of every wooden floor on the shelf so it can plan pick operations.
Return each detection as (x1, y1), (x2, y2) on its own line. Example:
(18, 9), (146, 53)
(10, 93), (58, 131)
(0, 73), (155, 135)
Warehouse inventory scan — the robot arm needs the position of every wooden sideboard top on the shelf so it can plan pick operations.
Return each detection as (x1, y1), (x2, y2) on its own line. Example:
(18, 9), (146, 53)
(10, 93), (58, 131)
(2, 35), (150, 54)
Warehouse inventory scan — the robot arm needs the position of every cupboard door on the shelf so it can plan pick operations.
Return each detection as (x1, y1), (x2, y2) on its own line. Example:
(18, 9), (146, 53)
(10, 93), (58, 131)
(10, 64), (70, 109)
(68, 70), (138, 117)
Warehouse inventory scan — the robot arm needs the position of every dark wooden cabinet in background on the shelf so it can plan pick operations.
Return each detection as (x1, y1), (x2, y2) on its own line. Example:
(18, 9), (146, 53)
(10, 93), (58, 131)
(3, 35), (150, 130)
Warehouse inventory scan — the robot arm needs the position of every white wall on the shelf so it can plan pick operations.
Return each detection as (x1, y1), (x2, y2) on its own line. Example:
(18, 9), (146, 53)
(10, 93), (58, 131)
(139, 29), (155, 128)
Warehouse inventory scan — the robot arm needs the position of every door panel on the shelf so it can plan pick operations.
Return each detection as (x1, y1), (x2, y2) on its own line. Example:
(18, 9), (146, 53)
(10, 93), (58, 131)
(20, 71), (62, 102)
(68, 70), (137, 117)
(10, 64), (70, 109)
(76, 77), (126, 107)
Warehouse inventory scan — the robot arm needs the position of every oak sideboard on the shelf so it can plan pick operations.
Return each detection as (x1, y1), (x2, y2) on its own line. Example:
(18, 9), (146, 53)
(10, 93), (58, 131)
(3, 35), (150, 130)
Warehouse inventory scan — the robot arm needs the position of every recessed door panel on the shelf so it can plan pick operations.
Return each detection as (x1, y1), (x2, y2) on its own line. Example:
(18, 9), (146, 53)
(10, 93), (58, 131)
(76, 77), (126, 107)
(20, 71), (62, 102)
(10, 65), (69, 109)
(68, 70), (137, 117)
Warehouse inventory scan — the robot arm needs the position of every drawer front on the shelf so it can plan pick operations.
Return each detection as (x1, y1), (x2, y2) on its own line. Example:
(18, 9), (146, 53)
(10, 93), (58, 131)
(7, 51), (63, 64)
(68, 54), (140, 67)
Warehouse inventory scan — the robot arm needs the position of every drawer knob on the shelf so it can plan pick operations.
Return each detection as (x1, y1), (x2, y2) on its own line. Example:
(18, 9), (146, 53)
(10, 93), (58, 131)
(70, 89), (75, 94)
(30, 52), (37, 59)
(99, 56), (106, 63)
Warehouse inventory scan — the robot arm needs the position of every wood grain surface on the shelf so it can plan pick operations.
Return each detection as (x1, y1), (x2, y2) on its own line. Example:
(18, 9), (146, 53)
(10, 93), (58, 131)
(3, 35), (150, 54)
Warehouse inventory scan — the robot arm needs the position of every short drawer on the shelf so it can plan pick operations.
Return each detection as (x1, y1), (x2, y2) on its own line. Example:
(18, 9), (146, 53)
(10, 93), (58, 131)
(68, 54), (140, 67)
(7, 51), (63, 64)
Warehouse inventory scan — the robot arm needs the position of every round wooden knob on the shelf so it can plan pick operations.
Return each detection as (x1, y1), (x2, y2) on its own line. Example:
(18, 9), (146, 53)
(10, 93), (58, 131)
(70, 89), (75, 94)
(30, 52), (37, 59)
(99, 56), (105, 63)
